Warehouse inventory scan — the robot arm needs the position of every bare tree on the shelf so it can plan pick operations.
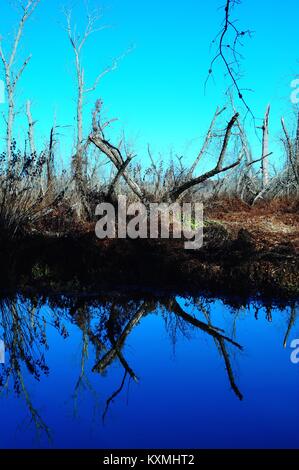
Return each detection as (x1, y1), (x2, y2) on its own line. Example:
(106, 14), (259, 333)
(89, 102), (243, 203)
(46, 123), (56, 190)
(0, 0), (40, 169)
(89, 99), (144, 201)
(281, 113), (299, 184)
(168, 113), (242, 201)
(26, 99), (36, 157)
(260, 104), (270, 188)
(65, 7), (124, 191)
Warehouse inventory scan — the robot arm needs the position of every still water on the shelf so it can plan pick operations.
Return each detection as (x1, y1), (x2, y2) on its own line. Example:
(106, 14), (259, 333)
(0, 294), (298, 449)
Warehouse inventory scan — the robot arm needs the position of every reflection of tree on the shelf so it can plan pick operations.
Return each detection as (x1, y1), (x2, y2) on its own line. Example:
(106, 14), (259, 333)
(163, 299), (243, 400)
(90, 296), (244, 415)
(2, 294), (293, 434)
(70, 304), (101, 417)
(0, 297), (51, 439)
(89, 300), (157, 420)
(92, 301), (156, 380)
(252, 302), (298, 349)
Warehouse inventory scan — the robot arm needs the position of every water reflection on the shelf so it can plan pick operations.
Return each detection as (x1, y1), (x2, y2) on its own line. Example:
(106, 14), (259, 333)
(0, 295), (298, 447)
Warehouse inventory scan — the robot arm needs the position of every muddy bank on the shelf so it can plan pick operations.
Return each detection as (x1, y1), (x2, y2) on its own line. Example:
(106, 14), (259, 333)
(0, 219), (298, 301)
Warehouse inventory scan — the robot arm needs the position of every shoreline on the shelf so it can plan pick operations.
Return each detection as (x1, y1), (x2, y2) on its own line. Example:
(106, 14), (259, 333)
(1, 214), (298, 302)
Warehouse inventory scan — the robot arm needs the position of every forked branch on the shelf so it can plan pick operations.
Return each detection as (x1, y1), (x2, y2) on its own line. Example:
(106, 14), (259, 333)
(169, 113), (241, 201)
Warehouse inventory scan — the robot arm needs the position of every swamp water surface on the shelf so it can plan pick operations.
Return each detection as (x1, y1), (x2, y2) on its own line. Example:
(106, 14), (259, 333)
(0, 294), (298, 448)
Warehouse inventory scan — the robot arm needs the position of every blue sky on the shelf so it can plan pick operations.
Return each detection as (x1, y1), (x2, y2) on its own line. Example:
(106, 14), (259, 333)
(0, 0), (298, 169)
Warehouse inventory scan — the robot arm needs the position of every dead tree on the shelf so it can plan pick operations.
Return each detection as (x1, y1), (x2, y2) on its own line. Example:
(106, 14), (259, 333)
(65, 8), (123, 191)
(89, 100), (144, 201)
(168, 113), (242, 201)
(249, 105), (272, 205)
(47, 125), (55, 189)
(26, 100), (36, 157)
(89, 102), (242, 203)
(281, 114), (299, 184)
(26, 99), (42, 195)
(260, 104), (270, 188)
(0, 1), (40, 170)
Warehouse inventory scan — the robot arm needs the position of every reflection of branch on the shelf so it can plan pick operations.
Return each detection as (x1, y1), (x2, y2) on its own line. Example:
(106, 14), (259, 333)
(74, 328), (89, 389)
(218, 338), (243, 400)
(16, 368), (51, 440)
(93, 302), (154, 373)
(113, 345), (138, 383)
(197, 299), (222, 355)
(168, 300), (243, 350)
(283, 305), (297, 348)
(102, 371), (127, 422)
(73, 326), (93, 416)
(72, 307), (103, 416)
(168, 299), (243, 400)
(93, 302), (152, 420)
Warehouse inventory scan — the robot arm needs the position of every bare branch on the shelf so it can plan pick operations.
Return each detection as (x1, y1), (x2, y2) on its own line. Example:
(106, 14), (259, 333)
(206, 0), (254, 117)
(0, 0), (40, 168)
(12, 54), (32, 89)
(89, 101), (144, 200)
(8, 1), (40, 71)
(84, 48), (132, 94)
(107, 155), (134, 199)
(188, 106), (226, 177)
(168, 113), (241, 201)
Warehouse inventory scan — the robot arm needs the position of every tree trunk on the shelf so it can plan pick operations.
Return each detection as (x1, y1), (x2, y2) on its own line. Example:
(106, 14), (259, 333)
(26, 100), (36, 156)
(7, 92), (14, 170)
(261, 105), (270, 189)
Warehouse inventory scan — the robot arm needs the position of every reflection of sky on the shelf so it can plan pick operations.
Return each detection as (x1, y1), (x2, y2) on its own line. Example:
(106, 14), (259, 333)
(0, 299), (298, 449)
